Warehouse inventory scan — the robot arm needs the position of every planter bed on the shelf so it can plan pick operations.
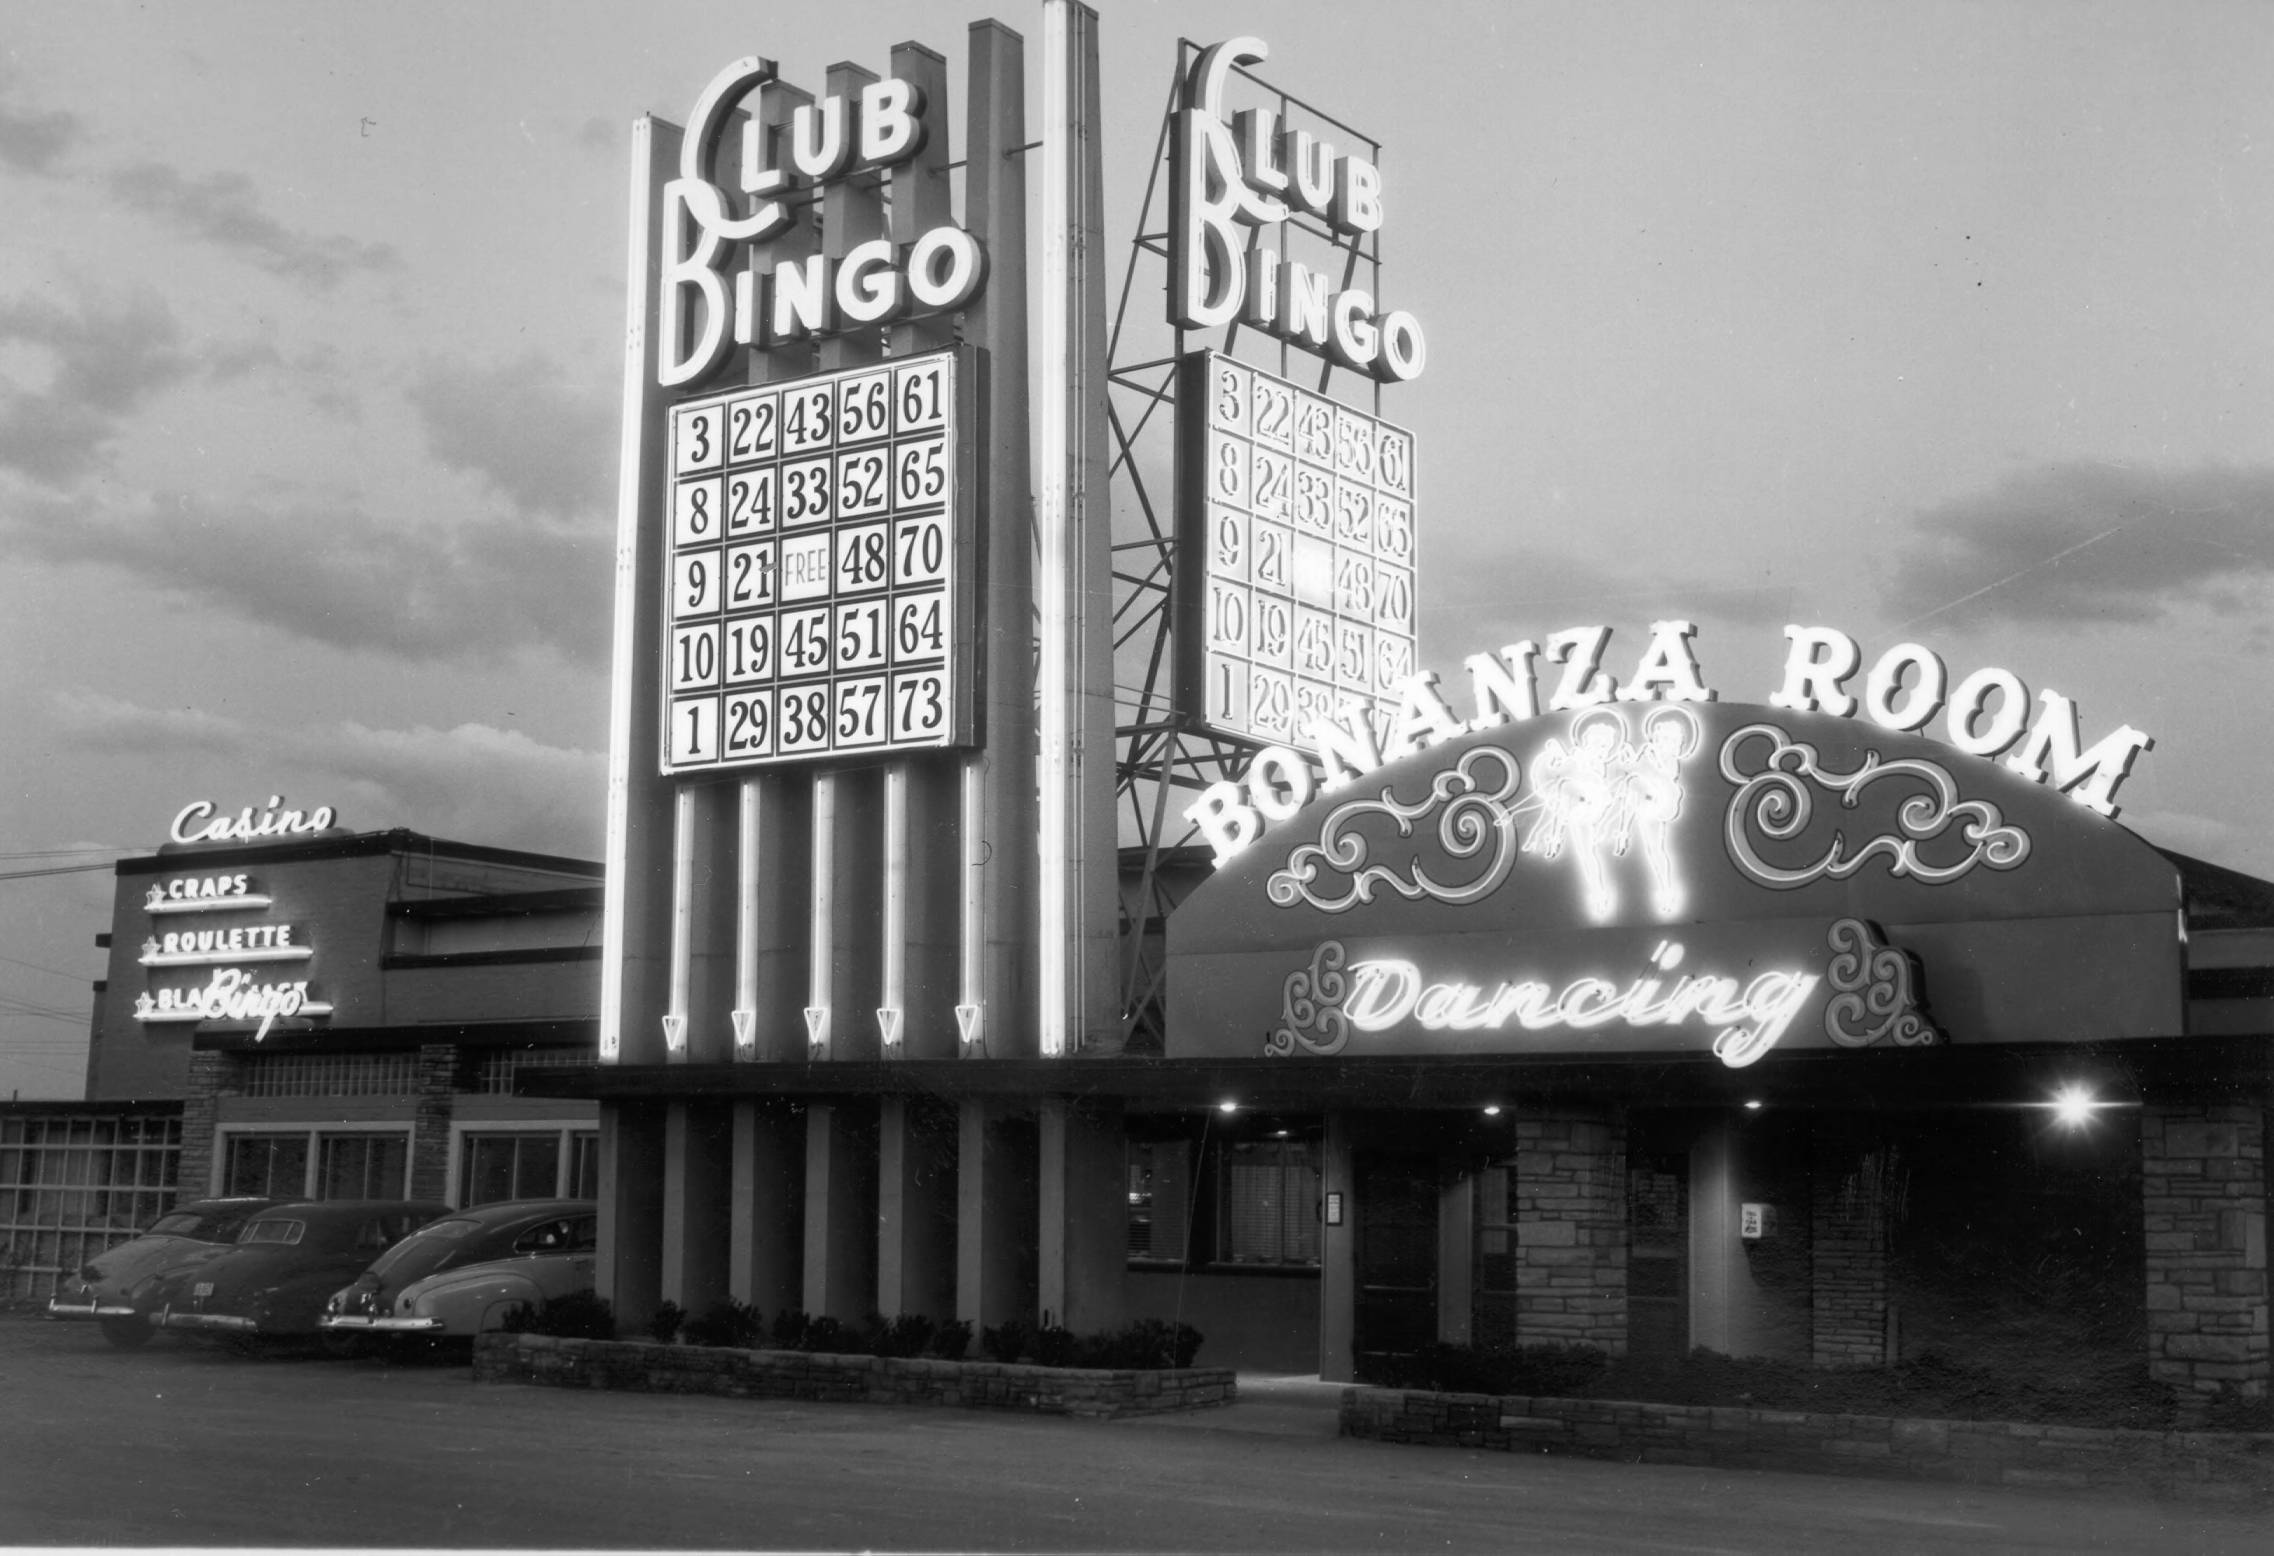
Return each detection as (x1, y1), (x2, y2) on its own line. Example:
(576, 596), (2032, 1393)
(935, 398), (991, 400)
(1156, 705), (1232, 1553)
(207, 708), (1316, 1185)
(1341, 1386), (2274, 1504)
(475, 1332), (1236, 1420)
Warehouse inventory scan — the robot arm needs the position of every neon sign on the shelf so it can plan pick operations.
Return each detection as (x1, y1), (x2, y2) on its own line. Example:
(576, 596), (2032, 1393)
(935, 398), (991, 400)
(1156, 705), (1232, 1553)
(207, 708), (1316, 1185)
(145, 875), (271, 914)
(1519, 704), (1700, 920)
(656, 58), (986, 389)
(170, 796), (337, 847)
(140, 925), (306, 965)
(133, 971), (332, 1043)
(1187, 620), (2152, 864)
(1264, 919), (1938, 1068)
(1169, 37), (1424, 382)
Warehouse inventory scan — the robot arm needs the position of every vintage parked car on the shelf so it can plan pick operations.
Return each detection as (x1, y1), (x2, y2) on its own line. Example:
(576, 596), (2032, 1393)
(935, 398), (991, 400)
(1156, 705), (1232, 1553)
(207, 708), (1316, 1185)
(325, 1201), (598, 1339)
(320, 1199), (595, 1338)
(149, 1200), (450, 1341)
(47, 1197), (286, 1348)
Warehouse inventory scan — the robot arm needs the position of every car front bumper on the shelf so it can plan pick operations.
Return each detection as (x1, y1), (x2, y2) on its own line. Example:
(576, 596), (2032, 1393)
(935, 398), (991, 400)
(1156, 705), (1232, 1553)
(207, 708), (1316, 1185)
(319, 1314), (444, 1333)
(47, 1297), (140, 1321)
(156, 1308), (261, 1333)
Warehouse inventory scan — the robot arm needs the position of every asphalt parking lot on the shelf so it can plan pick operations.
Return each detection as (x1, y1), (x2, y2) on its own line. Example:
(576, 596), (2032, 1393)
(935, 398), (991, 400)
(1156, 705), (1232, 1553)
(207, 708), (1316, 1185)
(1, 1315), (2263, 1552)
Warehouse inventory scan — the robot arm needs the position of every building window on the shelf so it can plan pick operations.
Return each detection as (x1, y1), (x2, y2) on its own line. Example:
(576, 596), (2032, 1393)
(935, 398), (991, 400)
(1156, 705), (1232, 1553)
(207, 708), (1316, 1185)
(224, 1132), (310, 1198)
(458, 1130), (600, 1204)
(0, 1114), (181, 1301)
(319, 1133), (409, 1199)
(469, 1047), (598, 1096)
(1218, 1138), (1321, 1267)
(221, 1130), (410, 1200)
(1127, 1139), (1192, 1262)
(231, 1053), (418, 1098)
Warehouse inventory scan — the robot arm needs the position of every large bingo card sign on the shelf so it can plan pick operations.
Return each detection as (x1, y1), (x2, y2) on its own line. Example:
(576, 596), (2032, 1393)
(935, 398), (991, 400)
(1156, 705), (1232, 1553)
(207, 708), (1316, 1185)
(662, 348), (977, 774)
(1173, 351), (1417, 746)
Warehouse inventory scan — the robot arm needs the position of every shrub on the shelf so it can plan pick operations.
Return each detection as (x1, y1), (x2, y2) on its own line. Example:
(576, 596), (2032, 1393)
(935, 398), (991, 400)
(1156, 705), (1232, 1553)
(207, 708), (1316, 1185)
(769, 1308), (810, 1350)
(498, 1288), (617, 1340)
(644, 1300), (686, 1345)
(801, 1315), (855, 1354)
(981, 1317), (1032, 1364)
(869, 1312), (937, 1359)
(1031, 1322), (1078, 1368)
(928, 1318), (974, 1361)
(684, 1298), (763, 1350)
(1077, 1319), (1205, 1370)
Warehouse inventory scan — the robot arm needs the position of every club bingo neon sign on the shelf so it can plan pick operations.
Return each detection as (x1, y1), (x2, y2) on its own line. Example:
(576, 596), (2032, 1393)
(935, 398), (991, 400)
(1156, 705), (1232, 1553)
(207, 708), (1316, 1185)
(1170, 37), (1425, 382)
(657, 57), (987, 389)
(1188, 620), (2154, 863)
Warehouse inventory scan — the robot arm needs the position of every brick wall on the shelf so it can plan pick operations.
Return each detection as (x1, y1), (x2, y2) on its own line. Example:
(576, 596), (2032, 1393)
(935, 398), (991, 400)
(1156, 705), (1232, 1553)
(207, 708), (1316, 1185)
(476, 1334), (1236, 1420)
(176, 1050), (232, 1198)
(2143, 1103), (2268, 1422)
(1811, 1125), (1890, 1366)
(1515, 1107), (1627, 1353)
(409, 1043), (457, 1202)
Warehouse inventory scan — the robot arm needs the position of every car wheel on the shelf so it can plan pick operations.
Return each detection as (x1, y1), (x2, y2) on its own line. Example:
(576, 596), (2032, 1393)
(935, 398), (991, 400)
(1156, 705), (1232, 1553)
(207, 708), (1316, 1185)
(99, 1316), (153, 1349)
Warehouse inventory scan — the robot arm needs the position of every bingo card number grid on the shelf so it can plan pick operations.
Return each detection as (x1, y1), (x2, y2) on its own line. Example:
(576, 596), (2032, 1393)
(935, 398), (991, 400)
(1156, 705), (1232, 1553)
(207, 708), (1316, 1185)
(1175, 350), (1417, 747)
(662, 349), (975, 774)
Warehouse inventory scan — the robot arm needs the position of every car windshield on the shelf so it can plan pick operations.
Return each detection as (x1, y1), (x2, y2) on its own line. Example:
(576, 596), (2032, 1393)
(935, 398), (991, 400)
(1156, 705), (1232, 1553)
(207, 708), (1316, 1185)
(238, 1218), (306, 1246)
(365, 1218), (479, 1281)
(148, 1207), (262, 1242)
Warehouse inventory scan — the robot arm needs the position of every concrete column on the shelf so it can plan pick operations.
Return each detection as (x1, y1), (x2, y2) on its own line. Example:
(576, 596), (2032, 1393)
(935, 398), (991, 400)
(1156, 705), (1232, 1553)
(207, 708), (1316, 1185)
(802, 1100), (879, 1322)
(1319, 1111), (1357, 1382)
(660, 1100), (732, 1315)
(2143, 1102), (2268, 1420)
(1809, 1119), (1891, 1367)
(1037, 1096), (1124, 1332)
(597, 1100), (666, 1334)
(728, 1101), (804, 1313)
(955, 1101), (1037, 1328)
(1514, 1106), (1628, 1354)
(877, 1097), (958, 1320)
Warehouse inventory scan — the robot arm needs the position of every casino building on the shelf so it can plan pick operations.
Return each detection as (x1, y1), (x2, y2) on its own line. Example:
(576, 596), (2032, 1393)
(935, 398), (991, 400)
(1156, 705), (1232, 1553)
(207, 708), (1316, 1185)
(560, 11), (2269, 1425)
(0, 809), (601, 1301)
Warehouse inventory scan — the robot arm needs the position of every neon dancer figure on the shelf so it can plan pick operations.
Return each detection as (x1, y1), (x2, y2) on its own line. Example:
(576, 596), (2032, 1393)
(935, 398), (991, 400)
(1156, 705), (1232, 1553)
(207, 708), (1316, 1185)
(1520, 704), (1701, 921)
(1524, 708), (1626, 920)
(1621, 705), (1701, 918)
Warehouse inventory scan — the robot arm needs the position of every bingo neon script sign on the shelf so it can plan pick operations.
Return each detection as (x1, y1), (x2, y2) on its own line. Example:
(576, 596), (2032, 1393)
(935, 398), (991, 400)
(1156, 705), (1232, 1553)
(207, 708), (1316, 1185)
(1170, 37), (1425, 382)
(657, 58), (987, 389)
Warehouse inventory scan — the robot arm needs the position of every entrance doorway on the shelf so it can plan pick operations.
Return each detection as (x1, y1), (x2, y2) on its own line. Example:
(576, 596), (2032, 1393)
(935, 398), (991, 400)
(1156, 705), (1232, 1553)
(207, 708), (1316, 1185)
(1354, 1152), (1437, 1377)
(1628, 1149), (1689, 1357)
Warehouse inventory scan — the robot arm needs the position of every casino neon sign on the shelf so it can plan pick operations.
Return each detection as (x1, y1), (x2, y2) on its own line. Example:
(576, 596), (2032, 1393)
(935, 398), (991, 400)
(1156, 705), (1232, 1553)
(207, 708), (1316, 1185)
(1188, 620), (2154, 864)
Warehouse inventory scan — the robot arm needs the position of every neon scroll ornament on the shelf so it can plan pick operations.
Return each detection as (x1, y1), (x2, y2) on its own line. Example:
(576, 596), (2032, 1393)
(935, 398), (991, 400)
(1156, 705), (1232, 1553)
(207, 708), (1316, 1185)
(1719, 723), (2031, 889)
(1823, 917), (1943, 1049)
(1265, 745), (1522, 914)
(1517, 704), (1701, 921)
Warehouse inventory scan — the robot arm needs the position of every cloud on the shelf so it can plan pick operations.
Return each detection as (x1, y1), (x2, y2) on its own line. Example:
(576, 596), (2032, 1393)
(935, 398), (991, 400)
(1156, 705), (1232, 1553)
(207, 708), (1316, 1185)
(0, 290), (195, 484)
(1883, 463), (2274, 631)
(406, 355), (614, 520)
(108, 162), (402, 289)
(46, 695), (604, 858)
(50, 690), (249, 755)
(3, 485), (612, 666)
(0, 92), (82, 174)
(319, 721), (604, 856)
(1423, 544), (1795, 650)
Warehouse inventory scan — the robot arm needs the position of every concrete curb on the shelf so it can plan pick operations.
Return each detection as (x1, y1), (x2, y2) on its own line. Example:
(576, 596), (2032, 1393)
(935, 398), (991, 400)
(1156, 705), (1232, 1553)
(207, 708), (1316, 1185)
(1340, 1385), (2274, 1504)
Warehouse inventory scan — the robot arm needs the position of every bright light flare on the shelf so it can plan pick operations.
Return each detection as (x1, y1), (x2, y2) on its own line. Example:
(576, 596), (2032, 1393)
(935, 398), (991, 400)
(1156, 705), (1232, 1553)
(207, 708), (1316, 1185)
(2051, 1085), (2098, 1128)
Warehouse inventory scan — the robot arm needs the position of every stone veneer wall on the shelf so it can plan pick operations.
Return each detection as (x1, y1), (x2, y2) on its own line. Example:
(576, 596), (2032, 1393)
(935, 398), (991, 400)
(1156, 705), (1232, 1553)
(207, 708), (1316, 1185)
(409, 1043), (457, 1203)
(474, 1333), (1236, 1419)
(1811, 1125), (1890, 1367)
(2143, 1103), (2268, 1421)
(1341, 1387), (2272, 1504)
(174, 1050), (232, 1200)
(1515, 1108), (1626, 1353)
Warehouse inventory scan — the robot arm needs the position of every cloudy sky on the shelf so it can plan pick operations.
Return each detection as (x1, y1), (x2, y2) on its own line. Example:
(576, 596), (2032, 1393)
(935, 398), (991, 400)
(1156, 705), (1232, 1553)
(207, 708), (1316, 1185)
(3, 1), (2271, 1097)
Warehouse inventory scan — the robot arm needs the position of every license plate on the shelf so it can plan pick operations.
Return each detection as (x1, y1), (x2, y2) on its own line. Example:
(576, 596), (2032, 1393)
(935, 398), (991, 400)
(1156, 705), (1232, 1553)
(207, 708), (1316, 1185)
(192, 1282), (214, 1298)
